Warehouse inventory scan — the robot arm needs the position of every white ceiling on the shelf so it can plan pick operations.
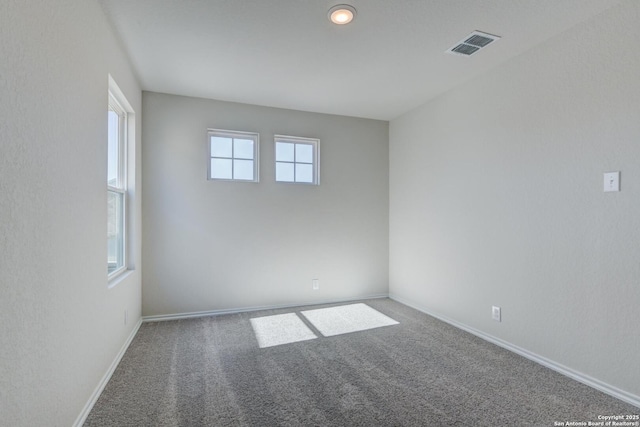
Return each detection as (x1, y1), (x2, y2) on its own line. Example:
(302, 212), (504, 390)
(99, 0), (620, 120)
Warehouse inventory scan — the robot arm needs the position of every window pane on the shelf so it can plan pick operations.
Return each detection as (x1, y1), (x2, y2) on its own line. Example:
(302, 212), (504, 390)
(233, 159), (254, 180)
(295, 143), (313, 163)
(276, 162), (295, 182)
(296, 163), (314, 183)
(107, 190), (124, 274)
(234, 138), (254, 160)
(107, 109), (119, 187)
(211, 158), (232, 179)
(275, 142), (294, 162)
(211, 137), (232, 158)
(209, 130), (259, 182)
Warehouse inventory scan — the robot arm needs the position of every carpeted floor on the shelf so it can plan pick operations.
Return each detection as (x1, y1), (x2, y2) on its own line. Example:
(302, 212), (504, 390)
(85, 298), (638, 426)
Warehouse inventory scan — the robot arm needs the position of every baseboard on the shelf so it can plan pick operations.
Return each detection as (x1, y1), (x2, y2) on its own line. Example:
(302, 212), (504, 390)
(389, 293), (640, 409)
(73, 318), (143, 427)
(142, 294), (390, 323)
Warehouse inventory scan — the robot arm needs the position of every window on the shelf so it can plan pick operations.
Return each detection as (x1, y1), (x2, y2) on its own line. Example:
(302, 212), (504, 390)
(208, 129), (259, 182)
(107, 77), (132, 278)
(274, 135), (320, 185)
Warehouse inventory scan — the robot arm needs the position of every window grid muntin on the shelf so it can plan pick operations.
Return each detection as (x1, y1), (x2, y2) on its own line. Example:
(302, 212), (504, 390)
(275, 135), (319, 185)
(276, 143), (313, 182)
(210, 137), (254, 179)
(208, 129), (259, 182)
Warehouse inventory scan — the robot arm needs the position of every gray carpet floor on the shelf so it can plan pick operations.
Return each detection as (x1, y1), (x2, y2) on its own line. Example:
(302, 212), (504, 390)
(85, 298), (638, 426)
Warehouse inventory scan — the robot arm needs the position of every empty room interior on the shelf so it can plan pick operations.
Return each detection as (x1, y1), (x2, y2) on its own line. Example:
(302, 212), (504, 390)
(2, 0), (640, 425)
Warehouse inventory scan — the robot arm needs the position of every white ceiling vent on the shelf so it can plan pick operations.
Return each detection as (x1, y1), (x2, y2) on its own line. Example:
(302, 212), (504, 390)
(447, 31), (501, 56)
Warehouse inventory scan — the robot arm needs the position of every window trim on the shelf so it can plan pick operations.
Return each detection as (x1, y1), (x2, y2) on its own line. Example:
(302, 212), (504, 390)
(274, 134), (320, 185)
(107, 75), (133, 283)
(207, 129), (260, 182)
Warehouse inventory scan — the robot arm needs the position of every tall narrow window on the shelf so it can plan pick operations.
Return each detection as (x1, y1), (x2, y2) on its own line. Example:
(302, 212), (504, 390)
(275, 135), (320, 185)
(107, 81), (130, 278)
(208, 129), (259, 182)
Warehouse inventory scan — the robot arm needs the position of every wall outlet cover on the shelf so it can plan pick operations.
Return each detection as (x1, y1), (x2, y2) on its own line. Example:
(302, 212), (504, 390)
(492, 306), (501, 322)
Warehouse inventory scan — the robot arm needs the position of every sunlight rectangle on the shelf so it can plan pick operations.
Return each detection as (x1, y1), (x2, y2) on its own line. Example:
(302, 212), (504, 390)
(301, 303), (398, 337)
(250, 313), (317, 348)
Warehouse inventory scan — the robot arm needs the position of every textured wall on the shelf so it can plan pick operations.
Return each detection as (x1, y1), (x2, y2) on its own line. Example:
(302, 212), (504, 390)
(142, 93), (389, 316)
(0, 1), (142, 425)
(390, 0), (640, 400)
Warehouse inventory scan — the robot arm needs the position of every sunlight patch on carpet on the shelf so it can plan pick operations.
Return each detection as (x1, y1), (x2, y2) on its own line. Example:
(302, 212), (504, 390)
(301, 303), (398, 337)
(250, 313), (317, 348)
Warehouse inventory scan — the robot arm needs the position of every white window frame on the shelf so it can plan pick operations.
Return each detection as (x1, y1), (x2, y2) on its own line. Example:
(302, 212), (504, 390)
(274, 135), (320, 185)
(107, 76), (133, 281)
(207, 129), (260, 182)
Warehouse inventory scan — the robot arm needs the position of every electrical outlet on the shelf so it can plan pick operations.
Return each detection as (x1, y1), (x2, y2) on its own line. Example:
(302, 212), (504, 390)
(492, 306), (501, 322)
(312, 279), (319, 290)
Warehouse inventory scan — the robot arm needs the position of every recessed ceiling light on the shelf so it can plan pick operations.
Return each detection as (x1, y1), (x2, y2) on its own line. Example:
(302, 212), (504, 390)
(328, 4), (356, 25)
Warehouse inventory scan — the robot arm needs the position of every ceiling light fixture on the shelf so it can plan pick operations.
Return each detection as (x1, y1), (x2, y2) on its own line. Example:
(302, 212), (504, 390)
(328, 4), (356, 25)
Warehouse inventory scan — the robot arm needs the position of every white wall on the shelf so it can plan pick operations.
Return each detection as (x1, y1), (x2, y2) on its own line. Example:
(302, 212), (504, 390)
(390, 0), (640, 403)
(0, 1), (142, 425)
(142, 93), (388, 316)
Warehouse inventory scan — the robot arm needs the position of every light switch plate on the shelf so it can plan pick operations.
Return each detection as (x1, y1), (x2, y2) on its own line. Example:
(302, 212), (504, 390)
(604, 172), (620, 192)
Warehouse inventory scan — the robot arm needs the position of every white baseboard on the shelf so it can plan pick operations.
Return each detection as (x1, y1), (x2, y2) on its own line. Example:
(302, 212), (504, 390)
(389, 293), (640, 410)
(142, 294), (389, 323)
(73, 319), (143, 427)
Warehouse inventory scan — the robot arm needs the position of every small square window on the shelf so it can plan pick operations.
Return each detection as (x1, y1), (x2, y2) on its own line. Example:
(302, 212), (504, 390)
(274, 135), (319, 185)
(208, 129), (259, 182)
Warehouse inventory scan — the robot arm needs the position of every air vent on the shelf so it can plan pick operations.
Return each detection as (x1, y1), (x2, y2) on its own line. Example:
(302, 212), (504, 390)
(447, 31), (500, 56)
(451, 44), (480, 55)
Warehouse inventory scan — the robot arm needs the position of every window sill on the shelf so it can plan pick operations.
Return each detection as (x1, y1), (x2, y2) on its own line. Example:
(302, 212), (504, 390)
(108, 269), (134, 289)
